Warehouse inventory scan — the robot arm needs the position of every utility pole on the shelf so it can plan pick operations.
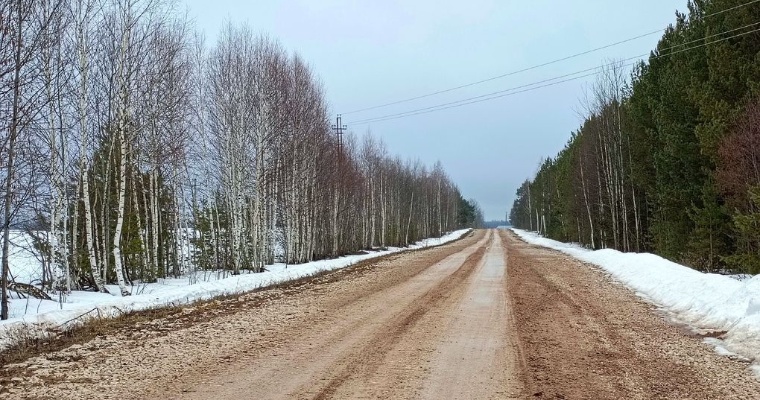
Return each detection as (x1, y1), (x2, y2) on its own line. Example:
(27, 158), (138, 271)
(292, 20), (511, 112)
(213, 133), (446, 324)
(332, 114), (346, 152)
(330, 117), (347, 257)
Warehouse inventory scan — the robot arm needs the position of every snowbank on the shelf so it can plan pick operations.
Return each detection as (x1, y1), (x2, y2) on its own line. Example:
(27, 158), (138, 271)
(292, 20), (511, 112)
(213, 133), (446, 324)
(511, 229), (760, 376)
(0, 229), (470, 351)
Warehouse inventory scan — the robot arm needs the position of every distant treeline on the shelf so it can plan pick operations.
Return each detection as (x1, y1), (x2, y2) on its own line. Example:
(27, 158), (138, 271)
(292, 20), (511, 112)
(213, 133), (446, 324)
(483, 220), (509, 229)
(509, 0), (760, 274)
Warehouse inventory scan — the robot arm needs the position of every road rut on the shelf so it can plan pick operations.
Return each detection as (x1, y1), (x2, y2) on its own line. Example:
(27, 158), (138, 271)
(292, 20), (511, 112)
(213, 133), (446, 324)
(174, 229), (524, 399)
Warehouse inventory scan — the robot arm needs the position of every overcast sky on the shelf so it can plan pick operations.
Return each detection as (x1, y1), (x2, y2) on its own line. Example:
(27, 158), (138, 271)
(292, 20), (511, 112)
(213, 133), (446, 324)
(182, 0), (687, 220)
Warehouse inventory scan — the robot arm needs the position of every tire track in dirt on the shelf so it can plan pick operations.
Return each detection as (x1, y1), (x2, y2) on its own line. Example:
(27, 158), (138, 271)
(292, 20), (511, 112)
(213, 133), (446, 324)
(164, 230), (491, 400)
(307, 231), (491, 399)
(416, 229), (525, 399)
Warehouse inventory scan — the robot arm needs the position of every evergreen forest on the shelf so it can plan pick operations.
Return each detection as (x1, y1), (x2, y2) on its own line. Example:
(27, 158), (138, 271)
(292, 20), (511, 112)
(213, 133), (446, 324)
(509, 0), (760, 274)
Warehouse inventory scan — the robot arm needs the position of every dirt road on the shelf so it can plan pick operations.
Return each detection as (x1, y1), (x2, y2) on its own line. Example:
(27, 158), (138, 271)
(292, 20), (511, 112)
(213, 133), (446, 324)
(2, 229), (759, 399)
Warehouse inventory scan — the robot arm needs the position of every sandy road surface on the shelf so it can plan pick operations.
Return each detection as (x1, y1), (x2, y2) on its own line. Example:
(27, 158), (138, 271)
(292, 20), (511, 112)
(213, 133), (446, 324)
(2, 229), (759, 399)
(170, 229), (522, 400)
(504, 230), (760, 399)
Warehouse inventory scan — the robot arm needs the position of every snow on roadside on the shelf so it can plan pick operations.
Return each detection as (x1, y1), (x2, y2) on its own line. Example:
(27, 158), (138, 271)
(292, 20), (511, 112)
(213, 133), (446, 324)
(0, 229), (471, 351)
(511, 228), (760, 376)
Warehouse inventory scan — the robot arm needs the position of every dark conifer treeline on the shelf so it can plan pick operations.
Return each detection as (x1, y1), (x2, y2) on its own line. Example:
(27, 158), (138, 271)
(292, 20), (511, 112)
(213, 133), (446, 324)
(509, 0), (760, 274)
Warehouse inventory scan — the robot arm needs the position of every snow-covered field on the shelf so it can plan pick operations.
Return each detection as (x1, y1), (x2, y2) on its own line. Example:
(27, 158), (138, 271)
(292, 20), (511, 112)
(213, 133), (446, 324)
(0, 229), (470, 351)
(512, 228), (760, 376)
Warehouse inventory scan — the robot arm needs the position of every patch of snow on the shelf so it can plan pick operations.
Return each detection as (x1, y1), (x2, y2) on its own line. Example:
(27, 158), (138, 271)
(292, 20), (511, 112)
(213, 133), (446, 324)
(512, 228), (760, 377)
(0, 229), (470, 351)
(6, 231), (45, 285)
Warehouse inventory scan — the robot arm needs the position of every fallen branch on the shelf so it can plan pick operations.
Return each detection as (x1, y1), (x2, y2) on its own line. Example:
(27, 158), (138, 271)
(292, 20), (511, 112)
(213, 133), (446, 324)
(9, 282), (52, 301)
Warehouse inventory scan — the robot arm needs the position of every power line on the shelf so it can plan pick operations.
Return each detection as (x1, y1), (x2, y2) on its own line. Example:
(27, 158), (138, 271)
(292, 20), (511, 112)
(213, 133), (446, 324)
(351, 70), (600, 124)
(698, 0), (760, 19)
(342, 0), (760, 117)
(350, 25), (760, 125)
(341, 29), (664, 115)
(348, 24), (760, 125)
(350, 72), (601, 125)
(651, 20), (760, 56)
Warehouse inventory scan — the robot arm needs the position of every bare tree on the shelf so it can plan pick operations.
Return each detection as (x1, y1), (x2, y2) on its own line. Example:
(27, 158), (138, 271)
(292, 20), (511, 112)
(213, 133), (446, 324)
(1, 0), (66, 319)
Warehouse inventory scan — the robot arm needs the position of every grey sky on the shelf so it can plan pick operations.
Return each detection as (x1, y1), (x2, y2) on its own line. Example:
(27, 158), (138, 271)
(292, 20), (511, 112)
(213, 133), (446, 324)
(183, 0), (686, 220)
